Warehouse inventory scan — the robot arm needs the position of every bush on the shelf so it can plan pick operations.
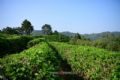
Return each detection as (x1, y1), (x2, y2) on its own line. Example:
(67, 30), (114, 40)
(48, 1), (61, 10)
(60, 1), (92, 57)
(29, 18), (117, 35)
(0, 36), (33, 57)
(27, 38), (45, 48)
(51, 42), (120, 80)
(92, 37), (120, 51)
(0, 38), (10, 57)
(34, 34), (70, 42)
(69, 36), (120, 51)
(43, 34), (70, 42)
(69, 39), (92, 46)
(0, 43), (62, 80)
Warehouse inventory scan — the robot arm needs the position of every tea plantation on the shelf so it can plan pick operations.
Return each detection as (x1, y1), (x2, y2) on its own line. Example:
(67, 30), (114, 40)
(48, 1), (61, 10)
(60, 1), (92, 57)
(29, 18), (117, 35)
(0, 35), (120, 80)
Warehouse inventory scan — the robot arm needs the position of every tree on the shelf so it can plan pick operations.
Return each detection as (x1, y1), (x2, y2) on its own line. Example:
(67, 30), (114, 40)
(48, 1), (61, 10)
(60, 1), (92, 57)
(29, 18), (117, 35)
(58, 34), (70, 42)
(2, 27), (19, 34)
(74, 33), (81, 39)
(13, 27), (23, 35)
(21, 19), (34, 35)
(54, 30), (59, 35)
(69, 33), (82, 44)
(42, 24), (52, 35)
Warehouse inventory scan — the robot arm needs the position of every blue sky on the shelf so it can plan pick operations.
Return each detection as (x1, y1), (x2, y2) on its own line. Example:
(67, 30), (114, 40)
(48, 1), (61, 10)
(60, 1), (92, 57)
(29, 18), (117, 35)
(0, 0), (120, 34)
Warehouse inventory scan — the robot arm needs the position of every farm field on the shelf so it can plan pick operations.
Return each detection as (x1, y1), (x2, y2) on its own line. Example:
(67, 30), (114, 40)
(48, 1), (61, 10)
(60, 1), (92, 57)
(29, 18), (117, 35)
(0, 34), (120, 80)
(50, 42), (120, 79)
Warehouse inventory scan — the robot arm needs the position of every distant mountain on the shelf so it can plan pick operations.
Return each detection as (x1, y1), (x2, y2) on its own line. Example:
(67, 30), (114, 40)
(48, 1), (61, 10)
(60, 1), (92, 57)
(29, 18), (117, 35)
(61, 31), (120, 40)
(31, 30), (43, 36)
(60, 31), (76, 37)
(32, 30), (120, 40)
(83, 31), (120, 40)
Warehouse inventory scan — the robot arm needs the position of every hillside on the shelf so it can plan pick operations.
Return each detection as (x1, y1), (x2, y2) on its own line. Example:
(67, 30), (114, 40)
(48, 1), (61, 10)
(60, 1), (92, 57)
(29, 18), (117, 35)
(83, 31), (120, 40)
(31, 30), (43, 36)
(32, 30), (120, 40)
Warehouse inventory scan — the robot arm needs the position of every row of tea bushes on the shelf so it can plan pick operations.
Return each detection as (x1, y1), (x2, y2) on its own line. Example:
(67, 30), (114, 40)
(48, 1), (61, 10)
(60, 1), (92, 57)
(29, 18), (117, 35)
(0, 42), (62, 80)
(0, 36), (33, 57)
(69, 36), (120, 51)
(33, 34), (70, 42)
(51, 42), (120, 80)
(27, 38), (45, 48)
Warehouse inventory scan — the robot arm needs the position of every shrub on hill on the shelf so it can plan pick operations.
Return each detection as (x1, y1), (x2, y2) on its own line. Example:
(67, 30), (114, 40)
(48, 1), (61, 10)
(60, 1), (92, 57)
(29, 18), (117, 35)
(92, 36), (120, 51)
(0, 43), (61, 80)
(0, 36), (33, 57)
(69, 36), (120, 51)
(34, 34), (70, 42)
(27, 38), (45, 48)
(51, 42), (120, 80)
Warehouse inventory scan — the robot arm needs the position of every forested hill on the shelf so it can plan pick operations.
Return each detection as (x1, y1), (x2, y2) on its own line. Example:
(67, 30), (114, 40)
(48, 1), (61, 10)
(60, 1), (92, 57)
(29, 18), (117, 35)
(61, 31), (120, 40)
(32, 30), (120, 40)
(31, 30), (43, 36)
(83, 31), (120, 40)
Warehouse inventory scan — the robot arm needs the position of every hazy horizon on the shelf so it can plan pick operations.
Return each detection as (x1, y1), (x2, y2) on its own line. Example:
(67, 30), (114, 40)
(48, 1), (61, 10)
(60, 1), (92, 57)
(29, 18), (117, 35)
(0, 0), (120, 34)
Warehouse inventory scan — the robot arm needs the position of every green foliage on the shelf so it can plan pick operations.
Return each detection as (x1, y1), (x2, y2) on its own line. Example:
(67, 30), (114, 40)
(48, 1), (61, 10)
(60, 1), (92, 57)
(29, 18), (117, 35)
(0, 33), (19, 39)
(69, 35), (120, 51)
(1, 39), (120, 79)
(70, 39), (92, 46)
(1, 26), (23, 35)
(74, 33), (81, 39)
(27, 38), (45, 48)
(69, 33), (89, 45)
(0, 35), (33, 57)
(58, 34), (70, 42)
(42, 24), (52, 35)
(21, 19), (34, 35)
(2, 27), (19, 34)
(43, 35), (59, 42)
(53, 30), (59, 35)
(0, 43), (62, 80)
(13, 27), (23, 35)
(43, 34), (70, 42)
(51, 42), (120, 79)
(92, 36), (120, 51)
(34, 34), (70, 42)
(83, 32), (120, 40)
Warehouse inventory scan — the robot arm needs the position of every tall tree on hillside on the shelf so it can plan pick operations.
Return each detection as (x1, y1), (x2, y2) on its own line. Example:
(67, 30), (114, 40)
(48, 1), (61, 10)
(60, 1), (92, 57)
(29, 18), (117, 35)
(21, 19), (34, 35)
(42, 24), (52, 35)
(74, 33), (81, 39)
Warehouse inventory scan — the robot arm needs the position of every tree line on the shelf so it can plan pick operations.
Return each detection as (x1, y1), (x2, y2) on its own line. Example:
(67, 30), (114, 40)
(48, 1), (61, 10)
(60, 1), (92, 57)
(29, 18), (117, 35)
(0, 19), (59, 35)
(1, 19), (119, 51)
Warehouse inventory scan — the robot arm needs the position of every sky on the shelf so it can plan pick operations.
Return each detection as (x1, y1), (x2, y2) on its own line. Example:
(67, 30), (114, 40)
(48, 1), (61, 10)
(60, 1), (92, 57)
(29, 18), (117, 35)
(0, 0), (120, 34)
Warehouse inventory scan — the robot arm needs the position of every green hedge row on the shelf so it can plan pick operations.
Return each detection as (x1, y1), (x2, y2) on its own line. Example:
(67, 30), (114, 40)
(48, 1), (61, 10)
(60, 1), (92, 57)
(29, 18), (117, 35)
(51, 42), (120, 80)
(0, 36), (33, 57)
(34, 34), (70, 42)
(27, 38), (45, 48)
(69, 37), (120, 51)
(0, 42), (61, 80)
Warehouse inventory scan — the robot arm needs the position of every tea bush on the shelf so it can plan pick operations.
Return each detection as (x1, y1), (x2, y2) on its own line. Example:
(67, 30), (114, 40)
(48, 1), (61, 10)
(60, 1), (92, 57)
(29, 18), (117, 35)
(69, 37), (120, 51)
(51, 42), (120, 80)
(27, 38), (45, 48)
(35, 34), (70, 42)
(0, 42), (62, 80)
(0, 36), (33, 57)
